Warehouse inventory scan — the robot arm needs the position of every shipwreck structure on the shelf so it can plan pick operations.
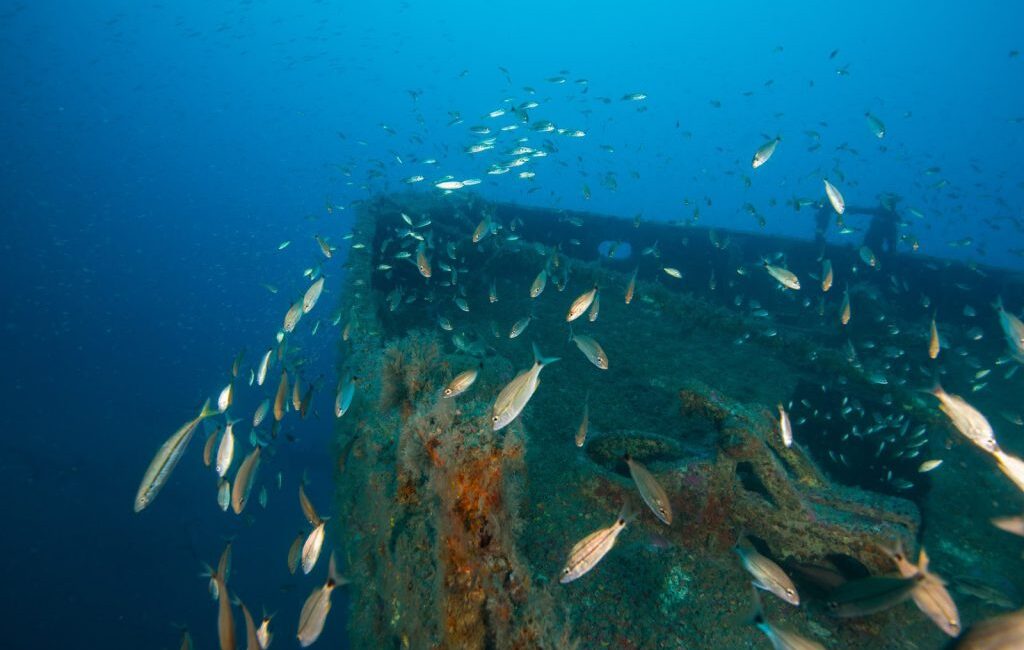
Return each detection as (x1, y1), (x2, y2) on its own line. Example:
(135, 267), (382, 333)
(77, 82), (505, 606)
(328, 193), (1022, 649)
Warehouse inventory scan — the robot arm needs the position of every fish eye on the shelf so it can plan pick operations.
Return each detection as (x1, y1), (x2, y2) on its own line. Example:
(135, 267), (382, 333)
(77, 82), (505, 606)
(492, 415), (499, 422)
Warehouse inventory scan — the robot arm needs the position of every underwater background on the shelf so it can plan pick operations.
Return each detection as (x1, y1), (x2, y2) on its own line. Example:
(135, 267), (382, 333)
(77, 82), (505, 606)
(2, 1), (1023, 648)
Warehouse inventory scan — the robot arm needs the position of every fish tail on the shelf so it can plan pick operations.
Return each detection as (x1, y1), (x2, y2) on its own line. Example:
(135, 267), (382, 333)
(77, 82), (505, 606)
(729, 588), (766, 629)
(744, 592), (766, 627)
(616, 501), (638, 525)
(531, 342), (560, 367)
(199, 399), (220, 420)
(327, 552), (349, 587)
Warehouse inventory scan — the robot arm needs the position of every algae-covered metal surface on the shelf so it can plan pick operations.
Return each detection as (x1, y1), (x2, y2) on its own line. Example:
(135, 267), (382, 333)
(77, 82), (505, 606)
(330, 192), (1024, 649)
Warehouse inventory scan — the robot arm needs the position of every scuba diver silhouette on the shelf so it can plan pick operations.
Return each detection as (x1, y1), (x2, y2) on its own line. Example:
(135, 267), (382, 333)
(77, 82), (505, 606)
(814, 192), (901, 256)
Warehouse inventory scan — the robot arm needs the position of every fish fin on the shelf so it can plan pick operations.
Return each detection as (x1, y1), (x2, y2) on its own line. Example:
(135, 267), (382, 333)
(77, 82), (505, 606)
(199, 562), (214, 580)
(917, 548), (930, 572)
(751, 579), (769, 592)
(327, 552), (350, 587)
(531, 342), (560, 367)
(616, 501), (638, 526)
(199, 399), (220, 420)
(738, 587), (766, 628)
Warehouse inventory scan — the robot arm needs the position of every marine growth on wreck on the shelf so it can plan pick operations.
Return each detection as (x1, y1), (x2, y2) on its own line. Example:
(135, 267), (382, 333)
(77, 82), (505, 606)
(324, 192), (1024, 649)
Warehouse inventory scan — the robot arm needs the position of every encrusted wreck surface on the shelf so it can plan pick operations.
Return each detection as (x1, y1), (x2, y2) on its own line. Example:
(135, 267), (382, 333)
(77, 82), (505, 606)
(329, 192), (1020, 649)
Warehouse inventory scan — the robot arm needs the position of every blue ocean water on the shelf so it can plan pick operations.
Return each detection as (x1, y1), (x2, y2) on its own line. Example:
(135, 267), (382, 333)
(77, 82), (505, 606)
(2, 1), (1023, 648)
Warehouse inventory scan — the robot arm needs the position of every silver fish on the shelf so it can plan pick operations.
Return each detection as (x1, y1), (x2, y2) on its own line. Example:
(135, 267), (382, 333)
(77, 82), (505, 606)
(215, 419), (238, 479)
(256, 348), (273, 386)
(953, 608), (1024, 648)
(530, 269), (547, 298)
(823, 179), (845, 214)
(560, 505), (631, 583)
(992, 515), (1024, 537)
(930, 385), (999, 453)
(509, 315), (532, 339)
(283, 302), (302, 333)
(443, 367), (479, 398)
(297, 554), (347, 647)
(134, 399), (219, 512)
(253, 399), (270, 428)
(995, 297), (1024, 362)
(625, 454), (672, 525)
(747, 596), (824, 650)
(231, 446), (262, 515)
(257, 613), (273, 650)
(752, 138), (780, 169)
(778, 404), (793, 447)
(880, 542), (960, 637)
(765, 264), (800, 290)
(566, 285), (598, 322)
(491, 343), (559, 430)
(217, 478), (231, 512)
(303, 277), (325, 314)
(993, 449), (1024, 493)
(334, 378), (355, 418)
(303, 522), (325, 575)
(735, 542), (799, 606)
(570, 332), (609, 370)
(575, 397), (589, 447)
